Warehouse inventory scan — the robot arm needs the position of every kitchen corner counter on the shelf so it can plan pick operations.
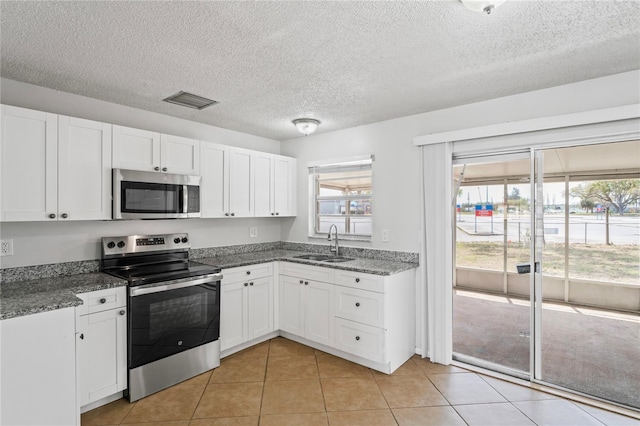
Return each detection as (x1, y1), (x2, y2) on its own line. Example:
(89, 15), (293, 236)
(0, 273), (127, 321)
(194, 249), (419, 276)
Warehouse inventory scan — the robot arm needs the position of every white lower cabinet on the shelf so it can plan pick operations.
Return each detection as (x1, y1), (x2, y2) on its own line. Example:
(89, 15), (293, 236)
(279, 275), (334, 346)
(279, 262), (416, 373)
(0, 308), (78, 426)
(75, 287), (127, 411)
(220, 263), (274, 352)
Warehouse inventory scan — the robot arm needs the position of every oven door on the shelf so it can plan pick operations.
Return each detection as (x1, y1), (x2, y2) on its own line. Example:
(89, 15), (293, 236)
(128, 275), (221, 369)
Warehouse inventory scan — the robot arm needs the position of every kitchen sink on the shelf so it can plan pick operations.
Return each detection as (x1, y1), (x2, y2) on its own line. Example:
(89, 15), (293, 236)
(293, 254), (354, 263)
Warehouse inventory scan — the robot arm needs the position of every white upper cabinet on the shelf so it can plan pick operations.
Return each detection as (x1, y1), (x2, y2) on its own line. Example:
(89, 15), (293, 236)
(113, 126), (199, 175)
(200, 142), (230, 218)
(58, 116), (112, 221)
(228, 147), (254, 217)
(160, 133), (200, 175)
(273, 154), (296, 217)
(1, 105), (111, 222)
(1, 105), (58, 221)
(112, 125), (160, 172)
(254, 153), (297, 217)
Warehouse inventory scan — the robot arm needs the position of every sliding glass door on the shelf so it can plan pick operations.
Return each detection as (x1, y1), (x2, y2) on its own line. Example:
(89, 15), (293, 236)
(453, 140), (640, 410)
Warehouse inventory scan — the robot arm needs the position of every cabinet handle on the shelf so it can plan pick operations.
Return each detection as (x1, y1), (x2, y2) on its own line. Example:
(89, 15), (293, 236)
(230, 213), (235, 216)
(61, 213), (69, 219)
(244, 283), (248, 287)
(162, 167), (168, 172)
(271, 213), (275, 216)
(79, 333), (84, 340)
(276, 212), (279, 216)
(246, 271), (251, 275)
(249, 282), (254, 286)
(304, 281), (309, 285)
(355, 336), (360, 341)
(355, 278), (360, 283)
(355, 302), (360, 307)
(49, 213), (56, 219)
(154, 166), (160, 171)
(99, 298), (106, 304)
(299, 280), (304, 284)
(119, 310), (126, 315)
(225, 213), (230, 216)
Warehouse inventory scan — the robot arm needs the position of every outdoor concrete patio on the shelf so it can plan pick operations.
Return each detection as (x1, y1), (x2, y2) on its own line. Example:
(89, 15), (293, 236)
(453, 289), (640, 410)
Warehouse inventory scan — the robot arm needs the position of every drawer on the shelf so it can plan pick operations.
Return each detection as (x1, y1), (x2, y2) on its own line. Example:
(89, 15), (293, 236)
(334, 270), (384, 293)
(335, 286), (384, 328)
(76, 287), (126, 316)
(334, 318), (385, 363)
(279, 261), (335, 283)
(222, 262), (273, 284)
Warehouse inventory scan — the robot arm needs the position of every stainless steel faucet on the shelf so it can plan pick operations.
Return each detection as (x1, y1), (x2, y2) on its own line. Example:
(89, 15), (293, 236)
(328, 224), (339, 256)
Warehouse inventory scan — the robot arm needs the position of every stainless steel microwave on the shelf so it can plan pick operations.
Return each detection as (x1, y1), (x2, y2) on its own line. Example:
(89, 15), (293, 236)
(113, 169), (201, 219)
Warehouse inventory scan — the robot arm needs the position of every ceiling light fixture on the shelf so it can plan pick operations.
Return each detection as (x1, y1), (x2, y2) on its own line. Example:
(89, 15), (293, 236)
(460, 0), (507, 14)
(292, 118), (320, 136)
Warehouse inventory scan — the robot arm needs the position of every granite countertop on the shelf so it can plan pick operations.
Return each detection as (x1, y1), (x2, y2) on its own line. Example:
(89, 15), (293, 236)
(0, 248), (417, 321)
(195, 249), (418, 276)
(0, 273), (127, 321)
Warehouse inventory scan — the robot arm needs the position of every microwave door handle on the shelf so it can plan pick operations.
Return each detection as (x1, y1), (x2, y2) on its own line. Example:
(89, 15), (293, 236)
(183, 185), (189, 213)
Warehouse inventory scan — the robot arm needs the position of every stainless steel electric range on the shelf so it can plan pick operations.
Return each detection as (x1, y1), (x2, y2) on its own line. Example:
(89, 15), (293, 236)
(101, 233), (222, 402)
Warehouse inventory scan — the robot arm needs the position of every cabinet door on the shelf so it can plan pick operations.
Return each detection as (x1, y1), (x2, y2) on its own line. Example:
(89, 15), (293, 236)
(112, 125), (160, 171)
(79, 308), (127, 405)
(247, 276), (274, 339)
(58, 116), (112, 221)
(1, 105), (58, 221)
(273, 155), (296, 217)
(220, 281), (248, 351)
(279, 275), (305, 337)
(253, 152), (273, 217)
(305, 280), (334, 346)
(200, 142), (230, 218)
(228, 147), (254, 217)
(160, 134), (200, 175)
(1, 308), (77, 426)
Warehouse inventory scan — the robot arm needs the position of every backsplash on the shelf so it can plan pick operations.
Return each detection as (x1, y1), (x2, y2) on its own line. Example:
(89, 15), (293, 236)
(1, 241), (418, 284)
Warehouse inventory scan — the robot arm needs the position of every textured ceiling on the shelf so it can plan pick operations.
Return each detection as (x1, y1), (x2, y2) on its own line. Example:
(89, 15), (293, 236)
(1, 1), (639, 141)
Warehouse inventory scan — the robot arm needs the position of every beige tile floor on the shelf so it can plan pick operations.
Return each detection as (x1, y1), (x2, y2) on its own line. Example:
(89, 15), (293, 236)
(82, 337), (639, 426)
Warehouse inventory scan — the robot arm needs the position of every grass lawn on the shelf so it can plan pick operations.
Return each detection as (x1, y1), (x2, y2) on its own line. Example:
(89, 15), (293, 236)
(457, 241), (640, 285)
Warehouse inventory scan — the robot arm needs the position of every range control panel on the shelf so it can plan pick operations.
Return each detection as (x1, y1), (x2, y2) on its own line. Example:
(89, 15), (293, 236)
(102, 233), (190, 256)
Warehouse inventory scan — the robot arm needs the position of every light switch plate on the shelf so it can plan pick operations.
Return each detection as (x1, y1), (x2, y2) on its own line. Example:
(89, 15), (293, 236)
(249, 227), (258, 238)
(381, 229), (390, 243)
(1, 239), (14, 256)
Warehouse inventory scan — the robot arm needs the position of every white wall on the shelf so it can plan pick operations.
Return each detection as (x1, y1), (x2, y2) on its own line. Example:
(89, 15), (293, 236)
(0, 78), (283, 268)
(280, 70), (640, 254)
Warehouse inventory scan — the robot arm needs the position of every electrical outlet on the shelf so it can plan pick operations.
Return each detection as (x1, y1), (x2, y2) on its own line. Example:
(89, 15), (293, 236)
(1, 239), (14, 256)
(249, 227), (258, 238)
(381, 229), (390, 243)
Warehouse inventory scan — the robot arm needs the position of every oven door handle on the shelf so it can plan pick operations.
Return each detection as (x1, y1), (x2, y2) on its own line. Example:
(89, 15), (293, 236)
(129, 272), (223, 297)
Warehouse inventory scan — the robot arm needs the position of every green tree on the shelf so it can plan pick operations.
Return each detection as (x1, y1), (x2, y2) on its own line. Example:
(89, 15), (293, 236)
(587, 179), (640, 215)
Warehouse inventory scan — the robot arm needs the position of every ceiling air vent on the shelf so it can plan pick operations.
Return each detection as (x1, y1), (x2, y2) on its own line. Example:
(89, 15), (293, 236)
(162, 91), (219, 110)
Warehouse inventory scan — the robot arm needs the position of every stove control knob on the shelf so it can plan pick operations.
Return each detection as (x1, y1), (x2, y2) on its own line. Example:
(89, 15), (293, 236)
(181, 237), (188, 243)
(107, 241), (116, 249)
(173, 238), (181, 244)
(117, 241), (125, 249)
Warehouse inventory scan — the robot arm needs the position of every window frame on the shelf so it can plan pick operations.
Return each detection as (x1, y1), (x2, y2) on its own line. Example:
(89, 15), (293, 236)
(308, 155), (374, 241)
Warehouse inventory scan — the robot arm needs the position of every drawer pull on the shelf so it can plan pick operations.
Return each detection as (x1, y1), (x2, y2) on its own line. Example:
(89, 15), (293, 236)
(304, 281), (309, 285)
(355, 302), (360, 307)
(355, 278), (360, 283)
(246, 271), (251, 275)
(244, 283), (248, 287)
(355, 336), (360, 341)
(299, 280), (304, 284)
(119, 310), (126, 316)
(249, 282), (254, 286)
(99, 298), (107, 304)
